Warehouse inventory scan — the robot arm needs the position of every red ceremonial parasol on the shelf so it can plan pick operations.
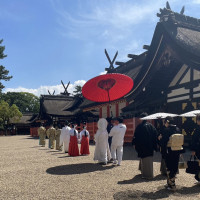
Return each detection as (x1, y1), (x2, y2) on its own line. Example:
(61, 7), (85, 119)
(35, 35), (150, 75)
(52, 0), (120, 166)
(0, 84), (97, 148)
(82, 73), (134, 102)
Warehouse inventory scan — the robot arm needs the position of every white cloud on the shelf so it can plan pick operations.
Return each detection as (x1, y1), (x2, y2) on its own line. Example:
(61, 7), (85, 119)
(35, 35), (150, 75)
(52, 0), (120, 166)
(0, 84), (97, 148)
(52, 0), (163, 42)
(3, 80), (86, 97)
(99, 71), (107, 75)
(192, 0), (200, 4)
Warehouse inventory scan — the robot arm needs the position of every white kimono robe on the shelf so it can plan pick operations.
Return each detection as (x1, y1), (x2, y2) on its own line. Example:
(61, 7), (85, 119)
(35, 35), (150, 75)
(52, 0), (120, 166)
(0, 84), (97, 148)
(94, 118), (111, 163)
(60, 126), (71, 153)
(109, 123), (127, 165)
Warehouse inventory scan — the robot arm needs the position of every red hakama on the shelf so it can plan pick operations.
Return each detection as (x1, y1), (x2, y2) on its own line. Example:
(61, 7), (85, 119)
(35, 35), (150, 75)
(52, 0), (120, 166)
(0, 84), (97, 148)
(68, 136), (79, 156)
(80, 136), (90, 155)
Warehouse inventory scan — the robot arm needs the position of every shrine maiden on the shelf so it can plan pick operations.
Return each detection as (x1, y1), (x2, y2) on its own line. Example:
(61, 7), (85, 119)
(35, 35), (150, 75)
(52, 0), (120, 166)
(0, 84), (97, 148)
(68, 124), (79, 156)
(80, 125), (90, 155)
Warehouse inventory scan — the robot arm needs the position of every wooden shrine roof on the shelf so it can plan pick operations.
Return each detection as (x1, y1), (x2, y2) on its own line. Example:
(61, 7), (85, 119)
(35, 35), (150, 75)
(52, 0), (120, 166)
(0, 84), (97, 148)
(124, 6), (200, 100)
(40, 95), (77, 117)
(10, 113), (34, 124)
(62, 96), (83, 111)
(158, 8), (200, 57)
(122, 7), (200, 114)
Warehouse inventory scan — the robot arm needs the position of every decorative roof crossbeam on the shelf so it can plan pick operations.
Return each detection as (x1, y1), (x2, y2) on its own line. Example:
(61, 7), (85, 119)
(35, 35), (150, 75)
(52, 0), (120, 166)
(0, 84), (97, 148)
(166, 1), (171, 10)
(104, 49), (118, 73)
(157, 2), (200, 31)
(157, 2), (175, 22)
(61, 80), (70, 96)
(180, 6), (185, 15)
(48, 90), (55, 95)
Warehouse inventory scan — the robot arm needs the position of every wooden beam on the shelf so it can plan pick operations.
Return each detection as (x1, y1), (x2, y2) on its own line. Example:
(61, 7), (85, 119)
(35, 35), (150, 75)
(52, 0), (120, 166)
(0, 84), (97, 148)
(157, 13), (161, 17)
(143, 45), (150, 50)
(115, 61), (125, 66)
(127, 54), (138, 59)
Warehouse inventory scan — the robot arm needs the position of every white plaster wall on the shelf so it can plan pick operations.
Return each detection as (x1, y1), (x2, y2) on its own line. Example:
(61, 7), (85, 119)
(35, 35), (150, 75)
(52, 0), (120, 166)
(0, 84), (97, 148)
(118, 102), (126, 116)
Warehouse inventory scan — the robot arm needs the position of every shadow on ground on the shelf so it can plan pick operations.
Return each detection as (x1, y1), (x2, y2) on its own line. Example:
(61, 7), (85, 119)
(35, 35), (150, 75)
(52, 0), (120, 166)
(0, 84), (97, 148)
(123, 147), (161, 162)
(23, 136), (38, 140)
(57, 155), (71, 158)
(39, 148), (49, 150)
(118, 174), (166, 185)
(46, 150), (59, 153)
(113, 185), (200, 199)
(51, 152), (65, 155)
(46, 163), (115, 175)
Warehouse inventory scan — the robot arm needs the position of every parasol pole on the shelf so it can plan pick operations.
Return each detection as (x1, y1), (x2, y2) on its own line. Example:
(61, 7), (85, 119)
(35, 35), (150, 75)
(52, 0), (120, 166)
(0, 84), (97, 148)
(107, 90), (113, 117)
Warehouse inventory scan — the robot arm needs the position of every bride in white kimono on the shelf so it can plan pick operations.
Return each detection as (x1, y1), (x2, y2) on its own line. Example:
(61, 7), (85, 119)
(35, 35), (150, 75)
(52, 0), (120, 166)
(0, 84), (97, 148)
(60, 122), (71, 153)
(94, 118), (111, 164)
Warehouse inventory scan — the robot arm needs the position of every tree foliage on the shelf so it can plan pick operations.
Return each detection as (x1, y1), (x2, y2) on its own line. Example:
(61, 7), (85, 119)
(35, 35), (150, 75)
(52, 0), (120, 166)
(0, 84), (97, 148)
(0, 92), (40, 113)
(73, 85), (82, 96)
(0, 39), (12, 92)
(0, 100), (22, 129)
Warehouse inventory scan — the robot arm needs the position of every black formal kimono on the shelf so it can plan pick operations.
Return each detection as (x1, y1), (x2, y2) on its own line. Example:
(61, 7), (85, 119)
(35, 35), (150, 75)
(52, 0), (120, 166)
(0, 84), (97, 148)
(132, 121), (158, 158)
(191, 125), (200, 181)
(160, 125), (182, 189)
(132, 121), (158, 179)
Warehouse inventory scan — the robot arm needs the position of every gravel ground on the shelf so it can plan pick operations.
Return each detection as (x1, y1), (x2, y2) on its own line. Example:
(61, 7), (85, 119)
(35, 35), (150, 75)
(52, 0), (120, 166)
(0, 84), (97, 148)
(0, 135), (200, 200)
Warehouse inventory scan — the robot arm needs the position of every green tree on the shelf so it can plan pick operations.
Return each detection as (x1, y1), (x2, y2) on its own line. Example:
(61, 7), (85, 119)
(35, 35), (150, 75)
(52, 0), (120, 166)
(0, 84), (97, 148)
(10, 104), (23, 121)
(0, 92), (40, 113)
(0, 100), (22, 130)
(0, 39), (12, 92)
(0, 100), (9, 125)
(73, 85), (82, 96)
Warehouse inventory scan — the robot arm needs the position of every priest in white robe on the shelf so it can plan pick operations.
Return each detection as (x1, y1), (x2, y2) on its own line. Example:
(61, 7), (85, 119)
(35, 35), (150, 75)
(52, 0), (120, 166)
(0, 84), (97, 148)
(94, 118), (111, 165)
(109, 117), (127, 166)
(60, 121), (71, 153)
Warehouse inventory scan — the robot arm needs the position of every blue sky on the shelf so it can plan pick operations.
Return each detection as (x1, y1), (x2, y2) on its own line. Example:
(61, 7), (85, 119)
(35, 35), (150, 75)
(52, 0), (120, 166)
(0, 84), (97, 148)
(1, 0), (200, 96)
